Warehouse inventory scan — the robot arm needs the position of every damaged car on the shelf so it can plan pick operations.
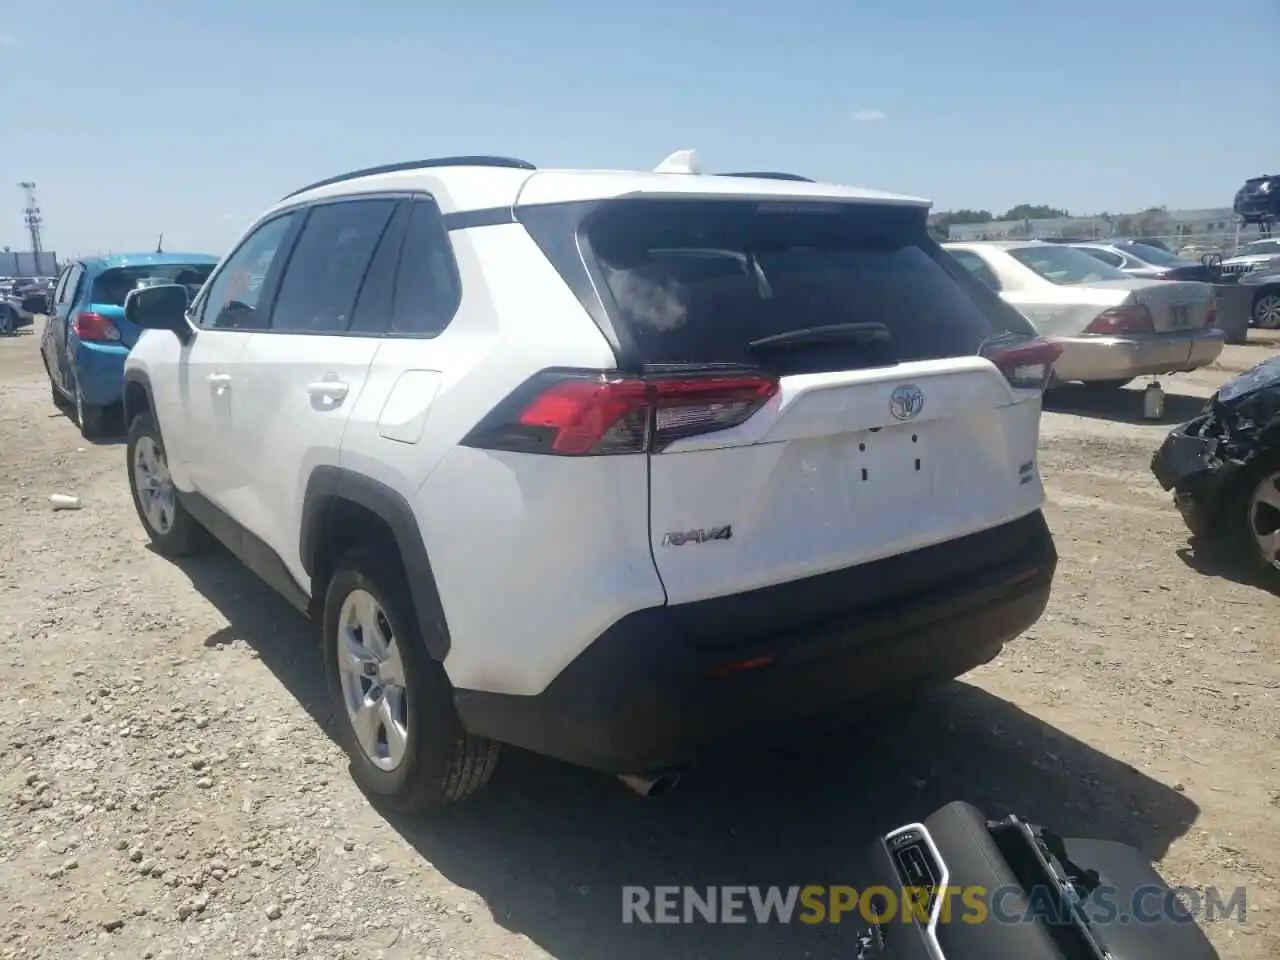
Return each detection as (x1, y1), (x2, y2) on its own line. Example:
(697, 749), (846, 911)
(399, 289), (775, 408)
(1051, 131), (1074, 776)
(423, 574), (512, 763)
(1151, 354), (1280, 584)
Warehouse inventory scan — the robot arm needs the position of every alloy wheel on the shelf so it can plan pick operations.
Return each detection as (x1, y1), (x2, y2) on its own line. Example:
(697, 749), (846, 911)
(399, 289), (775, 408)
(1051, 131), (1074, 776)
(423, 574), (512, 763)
(336, 589), (410, 771)
(132, 436), (176, 535)
(1249, 469), (1280, 571)
(1255, 294), (1280, 330)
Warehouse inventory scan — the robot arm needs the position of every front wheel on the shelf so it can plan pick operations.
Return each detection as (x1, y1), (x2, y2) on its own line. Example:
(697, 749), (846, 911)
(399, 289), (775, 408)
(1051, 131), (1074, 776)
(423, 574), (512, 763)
(323, 545), (499, 813)
(1253, 291), (1280, 330)
(126, 412), (211, 556)
(1222, 457), (1280, 587)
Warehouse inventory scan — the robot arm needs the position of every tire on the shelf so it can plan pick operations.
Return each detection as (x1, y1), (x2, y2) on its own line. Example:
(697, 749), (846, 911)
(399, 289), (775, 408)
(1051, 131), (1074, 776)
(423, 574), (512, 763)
(75, 384), (110, 440)
(322, 545), (499, 812)
(0, 307), (13, 335)
(125, 412), (212, 556)
(1080, 378), (1134, 390)
(1253, 291), (1280, 330)
(1220, 455), (1280, 588)
(50, 379), (72, 411)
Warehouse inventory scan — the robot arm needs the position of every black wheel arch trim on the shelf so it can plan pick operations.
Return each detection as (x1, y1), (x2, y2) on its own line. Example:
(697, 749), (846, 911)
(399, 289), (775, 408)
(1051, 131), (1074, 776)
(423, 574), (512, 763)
(122, 369), (156, 427)
(300, 466), (451, 661)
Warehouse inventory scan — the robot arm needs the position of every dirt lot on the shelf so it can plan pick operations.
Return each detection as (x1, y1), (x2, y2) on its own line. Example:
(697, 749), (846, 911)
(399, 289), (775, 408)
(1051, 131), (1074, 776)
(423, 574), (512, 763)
(1, 321), (1278, 960)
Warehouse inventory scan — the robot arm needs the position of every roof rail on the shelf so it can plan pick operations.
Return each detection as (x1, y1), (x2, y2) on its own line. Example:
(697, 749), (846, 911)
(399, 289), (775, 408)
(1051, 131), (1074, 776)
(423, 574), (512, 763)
(719, 171), (815, 183)
(280, 156), (536, 201)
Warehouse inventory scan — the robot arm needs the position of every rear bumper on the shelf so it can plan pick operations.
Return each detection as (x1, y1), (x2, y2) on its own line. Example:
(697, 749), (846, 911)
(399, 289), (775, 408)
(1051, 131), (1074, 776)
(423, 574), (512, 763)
(453, 511), (1057, 774)
(1051, 328), (1225, 383)
(73, 340), (130, 406)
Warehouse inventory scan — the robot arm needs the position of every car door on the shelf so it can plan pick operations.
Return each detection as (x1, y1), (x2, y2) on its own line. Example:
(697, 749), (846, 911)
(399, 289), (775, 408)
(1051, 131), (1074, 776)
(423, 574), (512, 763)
(964, 248), (1064, 333)
(174, 211), (301, 511)
(47, 263), (85, 393)
(231, 195), (402, 588)
(40, 265), (71, 383)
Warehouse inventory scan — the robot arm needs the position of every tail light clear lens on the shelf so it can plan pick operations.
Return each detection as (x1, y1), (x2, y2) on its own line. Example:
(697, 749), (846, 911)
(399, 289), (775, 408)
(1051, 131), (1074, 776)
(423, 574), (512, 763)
(72, 311), (122, 342)
(980, 337), (1062, 391)
(462, 371), (780, 456)
(1084, 305), (1155, 335)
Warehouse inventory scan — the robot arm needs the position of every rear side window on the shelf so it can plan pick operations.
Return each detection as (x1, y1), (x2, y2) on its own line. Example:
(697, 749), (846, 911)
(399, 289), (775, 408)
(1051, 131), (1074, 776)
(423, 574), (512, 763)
(390, 199), (460, 336)
(90, 263), (216, 307)
(1009, 245), (1129, 285)
(574, 199), (1028, 373)
(270, 198), (398, 333)
(948, 249), (1001, 291)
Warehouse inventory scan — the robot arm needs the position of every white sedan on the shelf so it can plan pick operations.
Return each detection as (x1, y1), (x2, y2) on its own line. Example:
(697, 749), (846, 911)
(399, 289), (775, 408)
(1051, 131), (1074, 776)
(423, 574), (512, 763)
(944, 241), (1225, 388)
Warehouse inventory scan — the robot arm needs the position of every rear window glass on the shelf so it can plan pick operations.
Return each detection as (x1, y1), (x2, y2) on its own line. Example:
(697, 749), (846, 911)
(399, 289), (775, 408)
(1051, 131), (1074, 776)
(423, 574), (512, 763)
(1007, 245), (1129, 285)
(91, 263), (215, 306)
(1121, 242), (1183, 266)
(580, 199), (1025, 373)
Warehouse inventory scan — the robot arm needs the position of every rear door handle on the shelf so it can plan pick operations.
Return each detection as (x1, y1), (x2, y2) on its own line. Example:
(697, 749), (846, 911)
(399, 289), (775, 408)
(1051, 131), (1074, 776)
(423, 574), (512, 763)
(307, 380), (349, 401)
(207, 373), (232, 391)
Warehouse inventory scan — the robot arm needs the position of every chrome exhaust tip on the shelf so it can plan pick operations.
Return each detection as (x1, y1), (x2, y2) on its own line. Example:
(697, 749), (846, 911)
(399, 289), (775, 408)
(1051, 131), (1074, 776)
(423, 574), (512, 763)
(617, 771), (682, 798)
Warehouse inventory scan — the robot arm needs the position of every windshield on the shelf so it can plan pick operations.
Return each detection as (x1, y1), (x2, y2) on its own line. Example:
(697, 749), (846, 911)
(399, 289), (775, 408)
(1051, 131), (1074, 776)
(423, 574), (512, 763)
(1239, 240), (1280, 258)
(90, 263), (215, 306)
(1121, 242), (1185, 266)
(1008, 245), (1130, 285)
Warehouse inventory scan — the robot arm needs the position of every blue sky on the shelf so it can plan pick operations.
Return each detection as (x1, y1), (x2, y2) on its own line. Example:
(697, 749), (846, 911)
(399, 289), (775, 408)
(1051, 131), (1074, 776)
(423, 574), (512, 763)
(2, 0), (1275, 256)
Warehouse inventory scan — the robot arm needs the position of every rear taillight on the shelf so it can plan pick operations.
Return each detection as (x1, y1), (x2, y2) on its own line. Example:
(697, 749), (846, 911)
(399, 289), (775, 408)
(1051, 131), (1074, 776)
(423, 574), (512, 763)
(1084, 305), (1154, 335)
(73, 311), (121, 342)
(462, 371), (779, 455)
(1205, 300), (1217, 328)
(981, 337), (1062, 391)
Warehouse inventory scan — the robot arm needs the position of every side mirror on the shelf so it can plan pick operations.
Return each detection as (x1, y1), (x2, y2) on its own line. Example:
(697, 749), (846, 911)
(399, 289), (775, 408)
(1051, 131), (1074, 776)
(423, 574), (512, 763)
(125, 284), (192, 343)
(21, 294), (48, 315)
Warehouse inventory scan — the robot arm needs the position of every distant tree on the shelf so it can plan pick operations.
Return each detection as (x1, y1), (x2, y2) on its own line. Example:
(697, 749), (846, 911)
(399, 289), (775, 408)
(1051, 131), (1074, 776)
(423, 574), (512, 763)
(999, 204), (1069, 221)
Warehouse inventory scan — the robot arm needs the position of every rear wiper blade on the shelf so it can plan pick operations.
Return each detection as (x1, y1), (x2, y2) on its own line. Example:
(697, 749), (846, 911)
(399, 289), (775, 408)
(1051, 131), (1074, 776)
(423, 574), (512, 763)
(747, 322), (890, 350)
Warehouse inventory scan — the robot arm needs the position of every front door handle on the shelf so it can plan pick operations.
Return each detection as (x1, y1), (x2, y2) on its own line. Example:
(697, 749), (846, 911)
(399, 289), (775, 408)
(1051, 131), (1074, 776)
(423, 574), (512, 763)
(307, 380), (349, 401)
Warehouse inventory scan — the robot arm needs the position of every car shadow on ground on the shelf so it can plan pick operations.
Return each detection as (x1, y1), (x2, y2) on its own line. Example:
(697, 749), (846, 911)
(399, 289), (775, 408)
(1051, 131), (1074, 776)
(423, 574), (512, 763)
(1043, 384), (1206, 426)
(170, 548), (1201, 960)
(1176, 537), (1280, 594)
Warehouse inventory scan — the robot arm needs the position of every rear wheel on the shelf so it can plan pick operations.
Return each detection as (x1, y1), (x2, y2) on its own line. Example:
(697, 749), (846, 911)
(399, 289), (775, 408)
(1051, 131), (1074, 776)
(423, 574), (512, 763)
(126, 412), (211, 556)
(323, 545), (499, 813)
(1253, 291), (1280, 330)
(74, 380), (110, 440)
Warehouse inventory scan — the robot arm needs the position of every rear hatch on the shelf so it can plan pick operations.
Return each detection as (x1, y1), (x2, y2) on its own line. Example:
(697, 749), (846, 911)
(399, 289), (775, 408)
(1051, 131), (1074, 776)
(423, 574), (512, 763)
(517, 193), (1055, 607)
(87, 262), (215, 347)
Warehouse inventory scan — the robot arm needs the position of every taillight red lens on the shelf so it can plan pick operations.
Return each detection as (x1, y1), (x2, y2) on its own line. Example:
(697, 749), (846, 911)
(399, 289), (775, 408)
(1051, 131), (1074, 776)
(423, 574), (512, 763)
(981, 337), (1062, 391)
(73, 311), (121, 343)
(1205, 300), (1217, 329)
(1084, 305), (1154, 335)
(466, 372), (779, 455)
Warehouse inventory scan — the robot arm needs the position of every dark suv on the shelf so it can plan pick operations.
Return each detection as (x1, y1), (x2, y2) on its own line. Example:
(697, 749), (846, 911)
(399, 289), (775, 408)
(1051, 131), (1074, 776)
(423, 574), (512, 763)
(1234, 175), (1280, 230)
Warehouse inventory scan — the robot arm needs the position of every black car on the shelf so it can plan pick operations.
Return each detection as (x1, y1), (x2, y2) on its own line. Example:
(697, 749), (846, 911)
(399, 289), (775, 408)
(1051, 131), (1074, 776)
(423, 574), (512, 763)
(1238, 259), (1280, 329)
(1151, 355), (1280, 585)
(1233, 174), (1280, 229)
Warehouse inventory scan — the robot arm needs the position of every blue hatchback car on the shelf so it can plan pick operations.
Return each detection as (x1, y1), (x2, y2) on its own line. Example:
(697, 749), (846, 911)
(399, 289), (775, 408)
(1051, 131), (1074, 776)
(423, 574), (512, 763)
(41, 252), (218, 438)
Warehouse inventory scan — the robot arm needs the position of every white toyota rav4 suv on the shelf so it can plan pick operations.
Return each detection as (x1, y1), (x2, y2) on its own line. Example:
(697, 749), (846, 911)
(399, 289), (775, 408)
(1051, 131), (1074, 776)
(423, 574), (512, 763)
(121, 153), (1059, 810)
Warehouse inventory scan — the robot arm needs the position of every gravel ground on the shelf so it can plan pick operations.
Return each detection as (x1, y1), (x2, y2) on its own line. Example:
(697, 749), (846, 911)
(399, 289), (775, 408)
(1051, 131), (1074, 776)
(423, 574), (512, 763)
(1, 321), (1278, 960)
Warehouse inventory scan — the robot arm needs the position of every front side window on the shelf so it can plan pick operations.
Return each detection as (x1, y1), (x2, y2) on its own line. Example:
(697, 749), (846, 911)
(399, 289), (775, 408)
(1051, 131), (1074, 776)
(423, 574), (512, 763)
(196, 213), (297, 330)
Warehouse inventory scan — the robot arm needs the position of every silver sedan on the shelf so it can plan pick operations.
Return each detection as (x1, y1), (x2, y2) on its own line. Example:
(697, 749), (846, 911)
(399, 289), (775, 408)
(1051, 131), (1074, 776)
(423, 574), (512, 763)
(944, 241), (1225, 388)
